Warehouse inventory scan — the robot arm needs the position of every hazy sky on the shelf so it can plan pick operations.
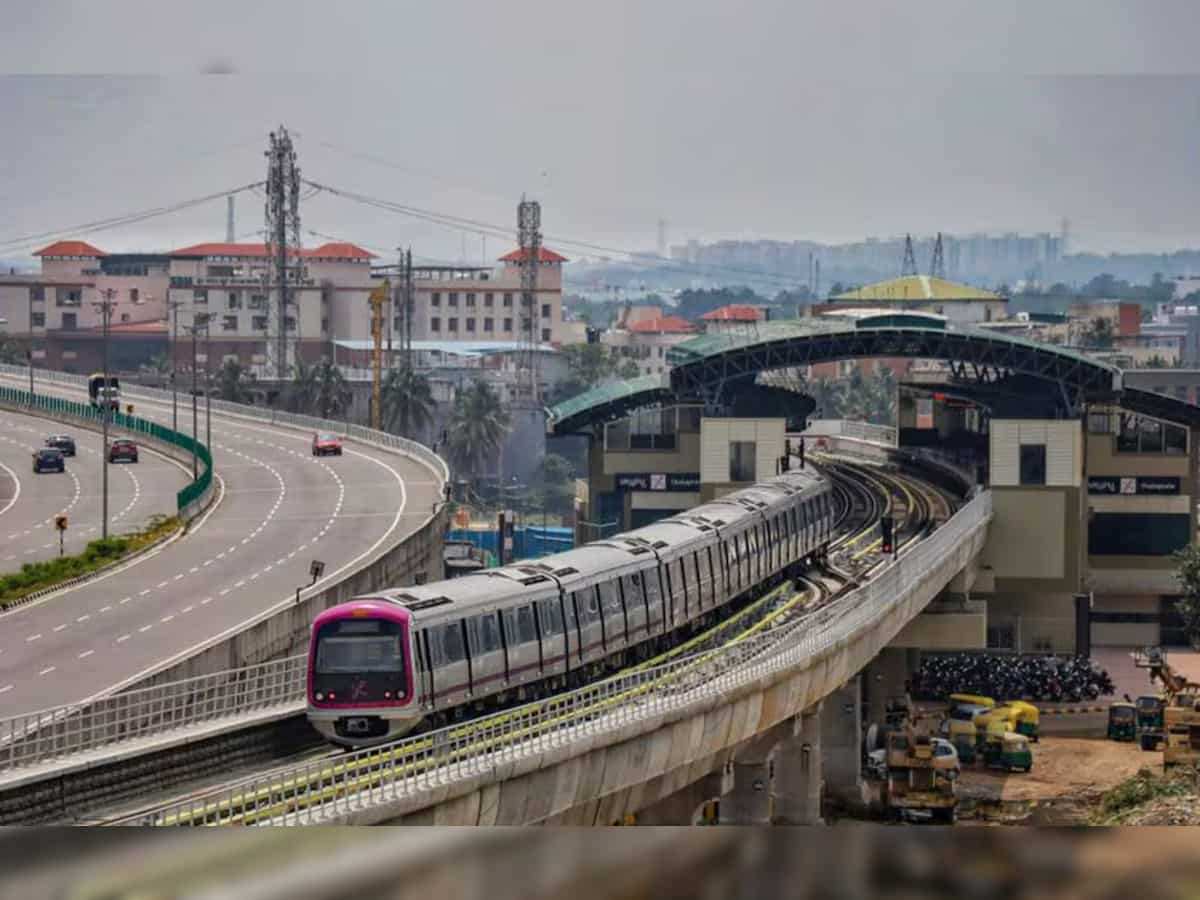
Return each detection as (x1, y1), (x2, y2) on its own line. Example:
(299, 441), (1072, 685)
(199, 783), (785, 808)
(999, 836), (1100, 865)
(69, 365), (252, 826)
(2, 1), (1200, 267)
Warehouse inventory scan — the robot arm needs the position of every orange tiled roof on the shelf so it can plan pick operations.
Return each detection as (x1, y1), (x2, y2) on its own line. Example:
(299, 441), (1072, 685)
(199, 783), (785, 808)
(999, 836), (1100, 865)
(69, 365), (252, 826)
(701, 304), (765, 322)
(626, 315), (697, 334)
(34, 240), (107, 258)
(497, 246), (568, 263)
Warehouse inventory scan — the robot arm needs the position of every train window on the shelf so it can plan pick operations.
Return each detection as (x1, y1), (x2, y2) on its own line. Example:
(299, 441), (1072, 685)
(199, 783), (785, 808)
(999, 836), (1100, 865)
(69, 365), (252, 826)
(442, 622), (466, 663)
(539, 600), (564, 636)
(515, 606), (538, 644)
(477, 614), (501, 653)
(599, 581), (622, 617)
(575, 590), (600, 624)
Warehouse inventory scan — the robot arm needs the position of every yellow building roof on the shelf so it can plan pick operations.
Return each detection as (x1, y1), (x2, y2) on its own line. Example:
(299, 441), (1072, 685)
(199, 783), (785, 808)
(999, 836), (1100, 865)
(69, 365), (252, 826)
(831, 276), (1003, 303)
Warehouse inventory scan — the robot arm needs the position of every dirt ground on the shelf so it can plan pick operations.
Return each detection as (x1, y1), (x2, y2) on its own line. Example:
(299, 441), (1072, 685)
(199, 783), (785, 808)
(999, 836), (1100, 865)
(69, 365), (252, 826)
(957, 735), (1160, 824)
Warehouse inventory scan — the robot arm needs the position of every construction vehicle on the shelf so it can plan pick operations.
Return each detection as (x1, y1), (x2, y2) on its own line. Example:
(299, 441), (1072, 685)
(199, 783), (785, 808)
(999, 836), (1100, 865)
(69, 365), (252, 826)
(872, 697), (960, 823)
(1133, 646), (1200, 766)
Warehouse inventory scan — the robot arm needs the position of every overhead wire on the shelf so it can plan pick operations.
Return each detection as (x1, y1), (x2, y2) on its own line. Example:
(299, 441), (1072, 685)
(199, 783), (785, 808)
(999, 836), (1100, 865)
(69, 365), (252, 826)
(0, 182), (267, 255)
(301, 178), (815, 294)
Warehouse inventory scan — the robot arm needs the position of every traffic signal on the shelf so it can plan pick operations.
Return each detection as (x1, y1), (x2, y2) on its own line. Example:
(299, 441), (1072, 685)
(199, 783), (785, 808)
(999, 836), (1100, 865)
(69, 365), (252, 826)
(880, 515), (894, 556)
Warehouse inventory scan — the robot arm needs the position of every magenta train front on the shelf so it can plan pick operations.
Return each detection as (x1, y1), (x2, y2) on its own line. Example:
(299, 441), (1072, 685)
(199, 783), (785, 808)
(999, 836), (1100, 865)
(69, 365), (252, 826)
(306, 600), (423, 745)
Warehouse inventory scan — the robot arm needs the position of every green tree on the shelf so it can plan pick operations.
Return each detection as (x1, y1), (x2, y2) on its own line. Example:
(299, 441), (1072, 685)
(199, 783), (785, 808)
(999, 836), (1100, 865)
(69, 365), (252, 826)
(139, 353), (170, 377)
(1085, 317), (1115, 350)
(445, 379), (510, 477)
(1171, 545), (1200, 650)
(1143, 354), (1170, 369)
(536, 453), (576, 518)
(807, 377), (844, 419)
(0, 338), (24, 366)
(381, 367), (435, 438)
(313, 359), (352, 419)
(217, 359), (255, 403)
(286, 360), (320, 414)
(617, 358), (641, 380)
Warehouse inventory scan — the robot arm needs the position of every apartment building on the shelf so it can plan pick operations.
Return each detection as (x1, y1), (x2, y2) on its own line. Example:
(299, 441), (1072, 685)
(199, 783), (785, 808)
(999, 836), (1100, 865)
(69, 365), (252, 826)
(602, 312), (697, 377)
(408, 247), (566, 346)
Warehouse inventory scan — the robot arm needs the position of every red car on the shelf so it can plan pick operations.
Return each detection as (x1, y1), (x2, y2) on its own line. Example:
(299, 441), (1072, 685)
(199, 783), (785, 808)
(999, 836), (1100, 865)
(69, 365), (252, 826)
(108, 439), (139, 464)
(312, 433), (343, 457)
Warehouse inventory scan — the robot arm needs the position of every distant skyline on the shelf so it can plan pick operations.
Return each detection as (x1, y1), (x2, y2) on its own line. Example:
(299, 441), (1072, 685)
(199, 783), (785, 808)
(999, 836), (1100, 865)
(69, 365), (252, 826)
(3, 2), (1200, 265)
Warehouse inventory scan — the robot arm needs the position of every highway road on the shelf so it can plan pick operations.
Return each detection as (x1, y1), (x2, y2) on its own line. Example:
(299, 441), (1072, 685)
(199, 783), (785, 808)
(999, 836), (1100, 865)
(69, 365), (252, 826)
(0, 374), (443, 718)
(0, 409), (187, 564)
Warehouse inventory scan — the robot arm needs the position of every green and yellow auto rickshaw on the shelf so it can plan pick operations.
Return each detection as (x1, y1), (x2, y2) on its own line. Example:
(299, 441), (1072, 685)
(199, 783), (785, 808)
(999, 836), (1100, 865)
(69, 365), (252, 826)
(1107, 701), (1137, 741)
(1005, 700), (1040, 742)
(982, 730), (1033, 773)
(1136, 695), (1165, 751)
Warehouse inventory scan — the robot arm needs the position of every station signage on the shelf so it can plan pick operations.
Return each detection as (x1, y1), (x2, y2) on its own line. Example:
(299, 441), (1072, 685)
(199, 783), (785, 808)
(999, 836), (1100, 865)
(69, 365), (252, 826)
(1087, 476), (1181, 496)
(615, 472), (701, 492)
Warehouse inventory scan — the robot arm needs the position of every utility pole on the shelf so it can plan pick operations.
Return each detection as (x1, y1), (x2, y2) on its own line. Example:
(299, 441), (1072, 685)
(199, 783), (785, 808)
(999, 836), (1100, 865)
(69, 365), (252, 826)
(368, 280), (389, 431)
(517, 197), (542, 406)
(930, 232), (946, 280)
(264, 127), (302, 382)
(188, 314), (204, 480)
(27, 287), (34, 394)
(204, 315), (212, 454)
(92, 288), (116, 539)
(168, 298), (183, 433)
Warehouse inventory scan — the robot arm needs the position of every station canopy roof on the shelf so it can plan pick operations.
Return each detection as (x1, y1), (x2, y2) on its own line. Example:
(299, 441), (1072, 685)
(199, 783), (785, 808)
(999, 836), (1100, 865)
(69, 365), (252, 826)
(831, 276), (1003, 303)
(547, 311), (1200, 434)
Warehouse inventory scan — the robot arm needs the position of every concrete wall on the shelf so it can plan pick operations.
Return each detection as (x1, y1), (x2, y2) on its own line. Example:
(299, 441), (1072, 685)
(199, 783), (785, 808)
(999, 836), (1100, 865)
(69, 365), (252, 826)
(700, 418), (785, 485)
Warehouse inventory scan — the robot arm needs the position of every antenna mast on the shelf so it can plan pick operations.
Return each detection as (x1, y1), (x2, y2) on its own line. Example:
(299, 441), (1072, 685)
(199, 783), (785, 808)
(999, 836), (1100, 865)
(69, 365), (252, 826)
(900, 233), (918, 278)
(517, 197), (542, 406)
(263, 126), (302, 381)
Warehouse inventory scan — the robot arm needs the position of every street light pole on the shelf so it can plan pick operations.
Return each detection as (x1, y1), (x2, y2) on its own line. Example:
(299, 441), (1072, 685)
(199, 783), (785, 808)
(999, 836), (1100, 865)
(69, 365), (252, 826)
(93, 289), (115, 540)
(204, 315), (212, 454)
(190, 315), (199, 480)
(27, 288), (34, 394)
(169, 299), (181, 434)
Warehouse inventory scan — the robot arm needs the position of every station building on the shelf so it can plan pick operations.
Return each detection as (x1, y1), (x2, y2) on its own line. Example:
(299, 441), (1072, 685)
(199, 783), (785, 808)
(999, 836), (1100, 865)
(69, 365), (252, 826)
(551, 312), (1200, 652)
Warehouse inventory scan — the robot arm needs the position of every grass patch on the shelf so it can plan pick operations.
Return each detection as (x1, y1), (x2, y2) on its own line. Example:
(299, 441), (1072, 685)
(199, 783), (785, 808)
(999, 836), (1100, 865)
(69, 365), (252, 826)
(1091, 764), (1200, 825)
(0, 514), (181, 606)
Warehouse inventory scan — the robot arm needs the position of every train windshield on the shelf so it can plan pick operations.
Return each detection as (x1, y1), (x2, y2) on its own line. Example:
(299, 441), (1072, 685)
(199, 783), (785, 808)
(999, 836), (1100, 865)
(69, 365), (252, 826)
(315, 618), (405, 674)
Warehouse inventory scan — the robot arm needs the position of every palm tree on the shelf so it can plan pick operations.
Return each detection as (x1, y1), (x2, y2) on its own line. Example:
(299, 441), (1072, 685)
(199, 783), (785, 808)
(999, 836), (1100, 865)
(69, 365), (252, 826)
(286, 359), (320, 415)
(381, 367), (435, 438)
(445, 379), (510, 477)
(218, 359), (256, 404)
(313, 359), (352, 419)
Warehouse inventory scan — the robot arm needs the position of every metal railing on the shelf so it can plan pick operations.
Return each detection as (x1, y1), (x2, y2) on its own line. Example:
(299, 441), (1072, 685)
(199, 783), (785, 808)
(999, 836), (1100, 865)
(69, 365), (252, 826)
(802, 419), (897, 447)
(130, 491), (991, 826)
(0, 656), (306, 775)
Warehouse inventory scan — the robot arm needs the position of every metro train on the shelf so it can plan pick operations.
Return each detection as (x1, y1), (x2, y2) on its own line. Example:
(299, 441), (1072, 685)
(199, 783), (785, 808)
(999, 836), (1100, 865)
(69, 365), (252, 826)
(307, 468), (836, 747)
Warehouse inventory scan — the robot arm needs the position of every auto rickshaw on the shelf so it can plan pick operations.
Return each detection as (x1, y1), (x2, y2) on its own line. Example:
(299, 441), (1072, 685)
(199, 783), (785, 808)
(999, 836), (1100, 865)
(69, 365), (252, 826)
(1107, 701), (1137, 741)
(942, 717), (977, 765)
(982, 730), (1033, 773)
(1136, 695), (1165, 751)
(949, 693), (995, 712)
(973, 706), (1020, 749)
(1004, 700), (1040, 742)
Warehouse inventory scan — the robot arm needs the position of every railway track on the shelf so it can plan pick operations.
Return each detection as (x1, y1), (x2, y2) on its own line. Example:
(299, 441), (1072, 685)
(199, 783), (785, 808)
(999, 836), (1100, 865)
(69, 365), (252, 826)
(100, 457), (955, 826)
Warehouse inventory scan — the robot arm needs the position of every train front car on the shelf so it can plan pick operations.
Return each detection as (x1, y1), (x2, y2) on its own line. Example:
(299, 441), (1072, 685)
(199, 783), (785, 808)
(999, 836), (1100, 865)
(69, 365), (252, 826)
(307, 600), (422, 747)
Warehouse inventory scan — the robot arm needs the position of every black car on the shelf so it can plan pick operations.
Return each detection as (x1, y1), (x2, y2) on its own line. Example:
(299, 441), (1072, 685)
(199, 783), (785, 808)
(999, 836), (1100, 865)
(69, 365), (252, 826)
(45, 434), (76, 456)
(32, 448), (65, 474)
(108, 439), (138, 464)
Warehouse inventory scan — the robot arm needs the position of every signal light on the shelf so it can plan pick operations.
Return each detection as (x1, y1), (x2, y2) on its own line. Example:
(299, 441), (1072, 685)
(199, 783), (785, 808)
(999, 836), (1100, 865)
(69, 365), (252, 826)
(880, 515), (895, 556)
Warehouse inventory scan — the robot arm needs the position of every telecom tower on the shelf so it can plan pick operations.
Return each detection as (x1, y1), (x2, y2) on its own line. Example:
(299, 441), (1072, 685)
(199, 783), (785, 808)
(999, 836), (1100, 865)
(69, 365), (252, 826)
(929, 232), (946, 280)
(517, 197), (542, 407)
(226, 195), (235, 243)
(900, 234), (918, 278)
(263, 127), (302, 380)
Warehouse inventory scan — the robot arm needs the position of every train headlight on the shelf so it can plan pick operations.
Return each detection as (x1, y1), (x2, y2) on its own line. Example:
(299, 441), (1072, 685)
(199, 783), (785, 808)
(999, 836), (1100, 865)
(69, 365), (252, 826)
(384, 690), (392, 699)
(314, 692), (324, 702)
(328, 692), (336, 700)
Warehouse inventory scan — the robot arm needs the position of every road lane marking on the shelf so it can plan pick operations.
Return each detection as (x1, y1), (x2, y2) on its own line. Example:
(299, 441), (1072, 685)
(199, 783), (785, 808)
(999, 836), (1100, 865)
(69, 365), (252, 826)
(39, 666), (55, 676)
(25, 634), (41, 642)
(138, 625), (152, 634)
(78, 650), (93, 659)
(116, 634), (130, 643)
(53, 624), (67, 633)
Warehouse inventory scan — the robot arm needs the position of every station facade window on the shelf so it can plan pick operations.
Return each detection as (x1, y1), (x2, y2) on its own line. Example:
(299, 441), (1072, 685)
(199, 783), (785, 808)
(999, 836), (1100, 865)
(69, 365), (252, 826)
(1018, 444), (1046, 486)
(1116, 413), (1187, 455)
(729, 441), (756, 482)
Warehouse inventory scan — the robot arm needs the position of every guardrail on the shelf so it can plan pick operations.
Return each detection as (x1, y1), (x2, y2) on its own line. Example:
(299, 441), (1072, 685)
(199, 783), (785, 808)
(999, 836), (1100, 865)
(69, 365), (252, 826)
(802, 419), (897, 447)
(129, 490), (991, 826)
(0, 656), (305, 775)
(0, 383), (213, 516)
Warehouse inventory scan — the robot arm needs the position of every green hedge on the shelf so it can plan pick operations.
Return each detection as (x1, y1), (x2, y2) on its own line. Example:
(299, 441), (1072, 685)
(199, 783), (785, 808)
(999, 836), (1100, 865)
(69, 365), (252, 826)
(0, 385), (212, 513)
